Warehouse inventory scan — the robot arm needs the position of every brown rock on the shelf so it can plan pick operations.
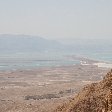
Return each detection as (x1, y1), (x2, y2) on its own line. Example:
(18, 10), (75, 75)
(54, 69), (112, 112)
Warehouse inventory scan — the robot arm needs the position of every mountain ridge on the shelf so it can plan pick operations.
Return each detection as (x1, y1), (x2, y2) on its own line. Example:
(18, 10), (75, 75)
(55, 69), (112, 112)
(0, 34), (112, 54)
(0, 34), (65, 53)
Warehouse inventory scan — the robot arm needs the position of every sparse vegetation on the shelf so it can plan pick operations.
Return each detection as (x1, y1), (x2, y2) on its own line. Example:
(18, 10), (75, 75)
(25, 94), (60, 100)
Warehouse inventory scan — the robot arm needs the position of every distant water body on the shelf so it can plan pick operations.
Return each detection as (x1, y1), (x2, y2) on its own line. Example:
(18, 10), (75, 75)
(0, 53), (79, 71)
(81, 52), (112, 62)
(0, 52), (111, 71)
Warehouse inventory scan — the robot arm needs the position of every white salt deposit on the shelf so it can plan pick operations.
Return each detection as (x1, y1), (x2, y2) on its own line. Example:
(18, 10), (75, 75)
(93, 63), (112, 68)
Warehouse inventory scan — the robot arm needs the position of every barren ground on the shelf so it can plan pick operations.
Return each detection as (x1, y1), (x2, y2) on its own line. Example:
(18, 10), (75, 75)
(0, 62), (109, 112)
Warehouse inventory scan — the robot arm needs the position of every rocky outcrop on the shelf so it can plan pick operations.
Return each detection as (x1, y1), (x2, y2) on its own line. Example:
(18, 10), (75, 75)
(55, 69), (112, 112)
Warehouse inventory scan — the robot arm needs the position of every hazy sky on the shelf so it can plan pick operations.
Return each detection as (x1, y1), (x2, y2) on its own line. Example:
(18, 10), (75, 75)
(0, 0), (112, 40)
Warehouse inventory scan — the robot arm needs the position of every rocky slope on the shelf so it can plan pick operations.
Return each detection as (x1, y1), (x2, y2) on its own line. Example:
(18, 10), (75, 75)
(55, 69), (112, 112)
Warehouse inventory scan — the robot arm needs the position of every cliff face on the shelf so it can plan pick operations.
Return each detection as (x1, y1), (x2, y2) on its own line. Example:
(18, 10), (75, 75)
(55, 70), (112, 112)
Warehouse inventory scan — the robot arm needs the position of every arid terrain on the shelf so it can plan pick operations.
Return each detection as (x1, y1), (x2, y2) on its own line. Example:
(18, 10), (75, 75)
(55, 69), (112, 112)
(0, 58), (110, 112)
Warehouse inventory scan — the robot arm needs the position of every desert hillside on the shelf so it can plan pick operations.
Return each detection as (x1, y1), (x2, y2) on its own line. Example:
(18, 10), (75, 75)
(55, 69), (112, 112)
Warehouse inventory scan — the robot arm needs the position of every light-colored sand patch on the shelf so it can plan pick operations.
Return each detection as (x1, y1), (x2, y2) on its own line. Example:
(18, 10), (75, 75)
(93, 63), (112, 68)
(49, 79), (70, 82)
(82, 81), (92, 83)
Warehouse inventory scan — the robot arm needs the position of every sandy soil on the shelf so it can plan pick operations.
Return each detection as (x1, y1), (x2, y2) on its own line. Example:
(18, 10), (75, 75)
(0, 58), (110, 112)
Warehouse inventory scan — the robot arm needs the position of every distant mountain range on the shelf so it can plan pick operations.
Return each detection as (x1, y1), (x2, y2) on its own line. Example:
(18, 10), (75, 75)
(0, 34), (65, 53)
(0, 34), (111, 54)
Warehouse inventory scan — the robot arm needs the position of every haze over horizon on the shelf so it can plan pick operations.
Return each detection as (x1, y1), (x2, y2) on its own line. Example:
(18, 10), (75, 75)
(0, 0), (112, 40)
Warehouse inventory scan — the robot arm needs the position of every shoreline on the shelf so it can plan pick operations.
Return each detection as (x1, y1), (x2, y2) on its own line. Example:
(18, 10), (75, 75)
(0, 55), (112, 72)
(68, 55), (112, 69)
